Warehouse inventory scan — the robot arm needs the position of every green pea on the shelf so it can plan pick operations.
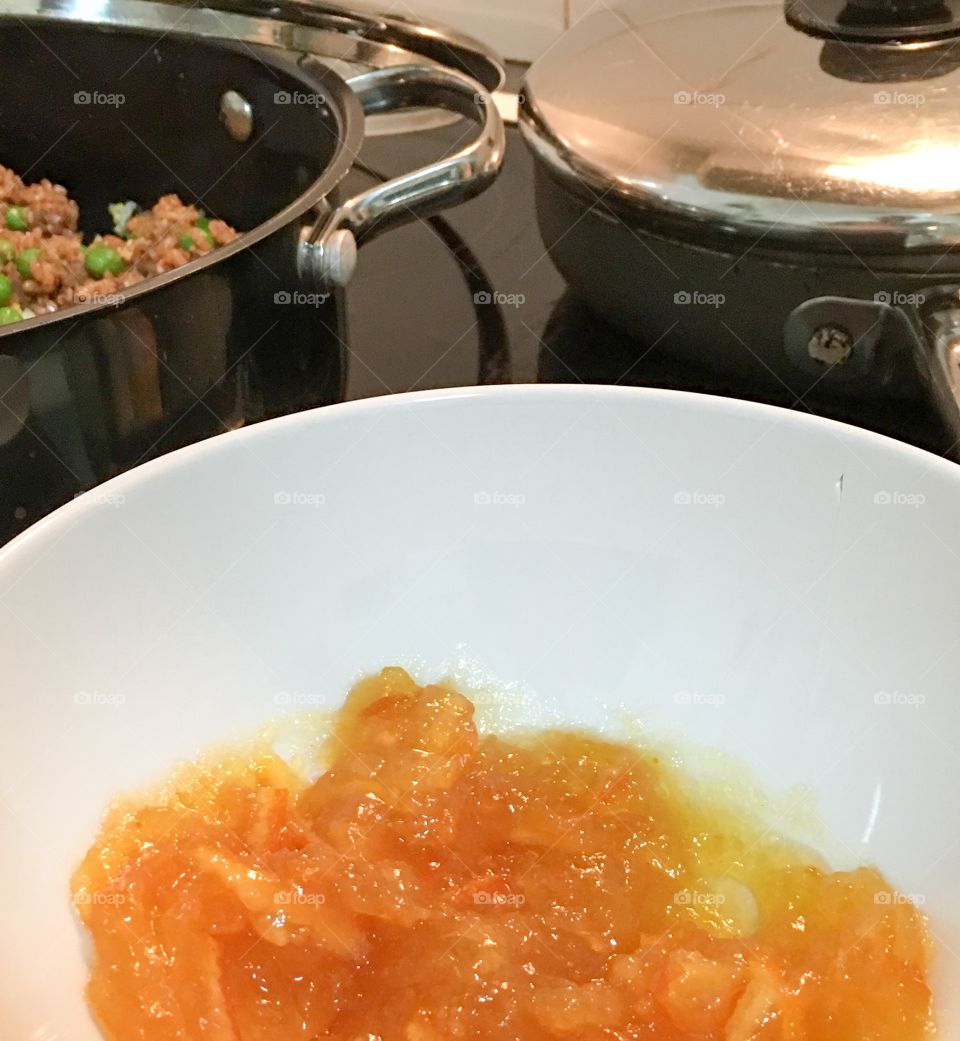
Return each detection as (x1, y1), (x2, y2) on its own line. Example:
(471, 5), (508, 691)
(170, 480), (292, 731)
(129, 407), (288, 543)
(0, 305), (22, 325)
(179, 233), (195, 251)
(0, 239), (15, 263)
(0, 274), (11, 306)
(5, 206), (28, 232)
(195, 217), (215, 246)
(84, 245), (125, 279)
(16, 248), (40, 280)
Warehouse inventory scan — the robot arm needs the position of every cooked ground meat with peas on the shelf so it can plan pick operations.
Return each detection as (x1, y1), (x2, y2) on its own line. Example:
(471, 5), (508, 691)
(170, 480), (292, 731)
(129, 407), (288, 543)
(0, 163), (238, 325)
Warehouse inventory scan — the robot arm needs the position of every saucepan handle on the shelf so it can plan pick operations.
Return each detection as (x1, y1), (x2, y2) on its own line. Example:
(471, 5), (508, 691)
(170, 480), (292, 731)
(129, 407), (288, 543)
(297, 63), (506, 289)
(915, 287), (960, 450)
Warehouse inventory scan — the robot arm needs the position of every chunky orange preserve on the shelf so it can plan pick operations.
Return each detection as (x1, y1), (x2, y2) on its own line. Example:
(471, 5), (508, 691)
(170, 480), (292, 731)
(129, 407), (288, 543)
(73, 668), (933, 1041)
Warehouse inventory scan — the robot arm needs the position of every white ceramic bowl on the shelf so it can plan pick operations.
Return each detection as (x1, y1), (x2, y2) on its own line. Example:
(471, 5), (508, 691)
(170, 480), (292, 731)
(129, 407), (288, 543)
(1, 385), (959, 1038)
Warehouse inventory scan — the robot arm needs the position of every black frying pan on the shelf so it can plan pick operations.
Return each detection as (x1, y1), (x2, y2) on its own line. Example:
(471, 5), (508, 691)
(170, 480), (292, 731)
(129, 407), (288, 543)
(520, 0), (960, 457)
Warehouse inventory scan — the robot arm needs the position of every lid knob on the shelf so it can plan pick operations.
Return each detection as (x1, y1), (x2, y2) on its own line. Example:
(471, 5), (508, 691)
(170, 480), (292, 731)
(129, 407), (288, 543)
(846, 0), (947, 16)
(787, 0), (960, 40)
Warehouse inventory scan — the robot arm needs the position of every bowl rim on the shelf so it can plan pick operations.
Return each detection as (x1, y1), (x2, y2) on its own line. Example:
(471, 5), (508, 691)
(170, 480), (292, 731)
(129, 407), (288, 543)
(2, 384), (956, 566)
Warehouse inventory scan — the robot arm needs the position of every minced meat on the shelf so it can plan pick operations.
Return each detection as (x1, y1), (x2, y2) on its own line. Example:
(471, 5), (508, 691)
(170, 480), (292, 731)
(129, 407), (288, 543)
(0, 162), (239, 324)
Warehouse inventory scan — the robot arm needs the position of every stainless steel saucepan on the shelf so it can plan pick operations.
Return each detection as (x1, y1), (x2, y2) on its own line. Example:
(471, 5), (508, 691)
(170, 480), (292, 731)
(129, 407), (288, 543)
(0, 0), (505, 541)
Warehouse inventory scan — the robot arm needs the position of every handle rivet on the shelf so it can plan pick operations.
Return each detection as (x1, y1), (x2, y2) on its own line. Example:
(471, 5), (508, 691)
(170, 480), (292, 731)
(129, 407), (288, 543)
(298, 228), (358, 289)
(219, 91), (254, 143)
(808, 325), (854, 366)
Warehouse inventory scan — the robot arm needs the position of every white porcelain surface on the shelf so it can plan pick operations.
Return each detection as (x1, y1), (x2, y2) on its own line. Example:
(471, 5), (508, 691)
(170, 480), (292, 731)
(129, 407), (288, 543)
(1, 385), (959, 1038)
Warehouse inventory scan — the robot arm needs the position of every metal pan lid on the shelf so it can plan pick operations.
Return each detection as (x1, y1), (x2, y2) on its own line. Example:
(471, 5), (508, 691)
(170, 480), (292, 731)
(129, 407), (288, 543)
(160, 0), (504, 91)
(28, 0), (502, 90)
(6, 0), (504, 134)
(520, 0), (960, 253)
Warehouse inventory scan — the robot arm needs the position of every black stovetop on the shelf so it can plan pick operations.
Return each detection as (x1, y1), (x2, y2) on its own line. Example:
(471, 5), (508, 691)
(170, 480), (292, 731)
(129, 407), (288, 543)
(1, 86), (953, 548)
(343, 107), (953, 459)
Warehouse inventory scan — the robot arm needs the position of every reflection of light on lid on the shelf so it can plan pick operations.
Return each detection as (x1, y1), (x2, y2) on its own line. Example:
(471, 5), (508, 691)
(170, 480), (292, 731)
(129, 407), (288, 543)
(825, 148), (960, 194)
(71, 0), (112, 14)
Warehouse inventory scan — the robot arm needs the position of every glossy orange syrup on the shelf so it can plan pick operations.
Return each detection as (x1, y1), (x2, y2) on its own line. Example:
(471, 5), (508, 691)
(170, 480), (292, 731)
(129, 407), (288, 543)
(73, 668), (933, 1040)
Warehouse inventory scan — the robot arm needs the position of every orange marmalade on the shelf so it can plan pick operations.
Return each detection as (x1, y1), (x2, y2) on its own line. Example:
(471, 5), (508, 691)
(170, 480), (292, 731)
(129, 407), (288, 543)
(73, 668), (933, 1041)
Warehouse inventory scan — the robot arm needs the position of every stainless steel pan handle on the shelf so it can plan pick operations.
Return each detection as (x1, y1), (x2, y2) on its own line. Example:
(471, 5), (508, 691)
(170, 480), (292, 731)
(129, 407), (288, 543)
(917, 288), (960, 449)
(297, 63), (506, 289)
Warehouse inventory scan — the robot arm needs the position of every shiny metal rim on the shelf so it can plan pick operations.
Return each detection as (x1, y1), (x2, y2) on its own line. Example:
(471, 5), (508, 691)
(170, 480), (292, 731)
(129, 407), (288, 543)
(3, 0), (504, 91)
(519, 93), (960, 255)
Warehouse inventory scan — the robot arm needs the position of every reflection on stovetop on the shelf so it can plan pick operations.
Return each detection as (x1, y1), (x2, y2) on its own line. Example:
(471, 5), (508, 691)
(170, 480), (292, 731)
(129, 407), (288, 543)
(348, 121), (953, 458)
(539, 294), (952, 456)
